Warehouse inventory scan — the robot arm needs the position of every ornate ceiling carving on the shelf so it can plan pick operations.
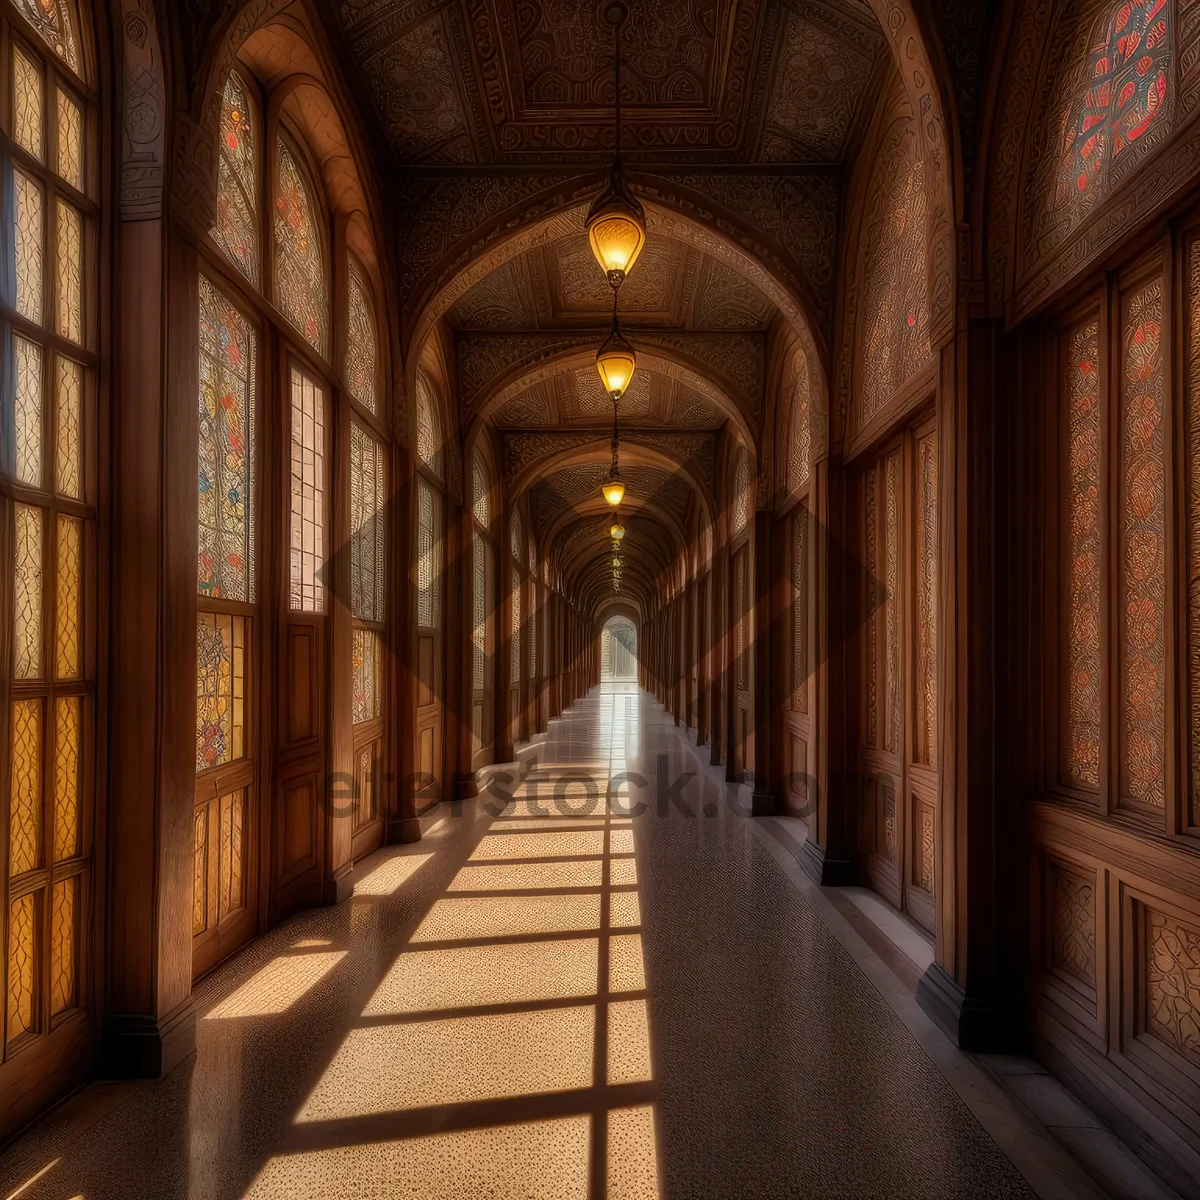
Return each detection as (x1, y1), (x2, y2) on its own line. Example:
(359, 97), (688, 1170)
(340, 0), (885, 165)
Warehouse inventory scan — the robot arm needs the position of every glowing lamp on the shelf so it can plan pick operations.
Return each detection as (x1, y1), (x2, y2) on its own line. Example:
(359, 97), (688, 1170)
(602, 475), (626, 507)
(610, 519), (625, 539)
(586, 181), (647, 289)
(595, 324), (637, 400)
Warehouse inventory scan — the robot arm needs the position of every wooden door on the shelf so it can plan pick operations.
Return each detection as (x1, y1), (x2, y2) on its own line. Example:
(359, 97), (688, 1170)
(855, 419), (938, 933)
(415, 476), (443, 806)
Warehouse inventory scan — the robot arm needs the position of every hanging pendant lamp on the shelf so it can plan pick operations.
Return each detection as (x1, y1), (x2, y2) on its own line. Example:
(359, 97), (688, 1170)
(595, 291), (637, 401)
(601, 394), (625, 507)
(586, 2), (646, 289)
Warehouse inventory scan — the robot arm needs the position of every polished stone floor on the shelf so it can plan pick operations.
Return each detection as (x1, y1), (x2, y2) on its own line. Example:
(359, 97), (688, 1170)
(0, 684), (1130, 1199)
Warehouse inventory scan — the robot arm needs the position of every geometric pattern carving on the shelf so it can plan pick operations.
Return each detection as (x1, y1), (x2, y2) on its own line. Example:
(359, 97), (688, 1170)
(1064, 318), (1101, 789)
(855, 111), (932, 431)
(1147, 907), (1200, 1066)
(1051, 864), (1096, 987)
(1119, 278), (1165, 810)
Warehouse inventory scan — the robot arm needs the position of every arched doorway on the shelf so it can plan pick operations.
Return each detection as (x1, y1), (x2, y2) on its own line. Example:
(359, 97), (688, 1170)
(601, 616), (637, 682)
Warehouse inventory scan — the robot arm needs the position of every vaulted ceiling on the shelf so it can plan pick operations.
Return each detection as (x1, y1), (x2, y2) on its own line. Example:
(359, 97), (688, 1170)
(331, 0), (893, 616)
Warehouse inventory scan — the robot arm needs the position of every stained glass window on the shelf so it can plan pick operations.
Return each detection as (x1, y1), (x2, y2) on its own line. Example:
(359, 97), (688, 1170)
(15, 0), (79, 73)
(415, 370), (443, 480)
(14, 168), (44, 324)
(1043, 0), (1172, 246)
(787, 359), (811, 496)
(55, 513), (80, 679)
(275, 137), (327, 354)
(50, 876), (75, 1014)
(473, 454), (490, 529)
(198, 277), (256, 602)
(529, 591), (537, 680)
(53, 695), (79, 861)
(14, 336), (43, 487)
(7, 894), (37, 1045)
(196, 613), (246, 773)
(212, 72), (259, 287)
(55, 198), (81, 342)
(289, 365), (326, 612)
(56, 87), (82, 190)
(352, 628), (381, 724)
(417, 477), (441, 629)
(350, 423), (386, 624)
(1119, 278), (1165, 810)
(915, 431), (938, 767)
(13, 44), (43, 161)
(10, 699), (41, 876)
(14, 504), (43, 680)
(1189, 242), (1200, 824)
(1064, 320), (1101, 789)
(346, 256), (377, 413)
(55, 355), (81, 498)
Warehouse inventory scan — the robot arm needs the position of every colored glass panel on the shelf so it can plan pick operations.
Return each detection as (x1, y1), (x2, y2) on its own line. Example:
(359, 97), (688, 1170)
(55, 513), (80, 678)
(212, 72), (259, 286)
(56, 87), (82, 190)
(14, 335), (44, 488)
(289, 365), (326, 612)
(787, 359), (811, 496)
(219, 788), (245, 919)
(350, 423), (386, 624)
(417, 477), (441, 629)
(50, 876), (76, 1015)
(53, 695), (79, 861)
(14, 168), (44, 324)
(275, 138), (327, 353)
(346, 256), (377, 413)
(198, 276), (256, 602)
(55, 355), (81, 499)
(415, 370), (443, 480)
(55, 198), (82, 342)
(1065, 320), (1102, 788)
(10, 699), (42, 876)
(352, 627), (380, 725)
(473, 454), (490, 528)
(15, 0), (78, 72)
(196, 612), (245, 773)
(1119, 279), (1166, 809)
(14, 504), (43, 680)
(13, 45), (43, 161)
(511, 566), (521, 682)
(7, 894), (37, 1045)
(473, 539), (486, 691)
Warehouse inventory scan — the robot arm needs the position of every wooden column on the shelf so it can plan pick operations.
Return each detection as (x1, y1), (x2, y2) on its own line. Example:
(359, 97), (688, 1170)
(710, 534), (727, 767)
(104, 225), (196, 1078)
(751, 509), (778, 814)
(914, 323), (1003, 1051)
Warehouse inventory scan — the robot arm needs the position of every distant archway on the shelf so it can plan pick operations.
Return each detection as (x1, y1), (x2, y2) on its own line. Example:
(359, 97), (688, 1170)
(601, 617), (638, 681)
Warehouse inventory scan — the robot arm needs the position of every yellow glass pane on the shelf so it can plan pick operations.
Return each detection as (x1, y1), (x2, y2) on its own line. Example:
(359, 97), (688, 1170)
(51, 877), (76, 1015)
(55, 199), (82, 342)
(55, 356), (82, 498)
(56, 87), (82, 190)
(14, 504), (43, 680)
(196, 613), (245, 772)
(13, 45), (43, 161)
(218, 788), (245, 920)
(10, 700), (42, 876)
(14, 335), (43, 488)
(55, 514), (81, 679)
(7, 894), (38, 1045)
(14, 168), (44, 324)
(53, 696), (80, 861)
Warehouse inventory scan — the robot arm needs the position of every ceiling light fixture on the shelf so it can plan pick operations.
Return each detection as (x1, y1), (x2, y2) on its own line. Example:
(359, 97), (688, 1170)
(595, 292), (637, 401)
(601, 393), (625, 507)
(586, 2), (646, 289)
(610, 517), (625, 539)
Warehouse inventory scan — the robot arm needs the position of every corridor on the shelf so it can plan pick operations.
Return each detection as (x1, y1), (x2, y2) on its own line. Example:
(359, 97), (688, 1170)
(0, 687), (1124, 1200)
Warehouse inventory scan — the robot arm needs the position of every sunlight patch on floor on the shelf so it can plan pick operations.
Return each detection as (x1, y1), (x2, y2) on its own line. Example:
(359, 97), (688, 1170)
(470, 830), (606, 860)
(297, 1006), (596, 1119)
(243, 1116), (591, 1199)
(412, 894), (602, 941)
(352, 852), (434, 896)
(204, 952), (347, 1019)
(364, 939), (600, 1015)
(607, 1106), (660, 1200)
(447, 859), (604, 891)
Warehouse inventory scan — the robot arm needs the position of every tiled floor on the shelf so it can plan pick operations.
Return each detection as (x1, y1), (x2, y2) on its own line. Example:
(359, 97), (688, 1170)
(0, 684), (1156, 1199)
